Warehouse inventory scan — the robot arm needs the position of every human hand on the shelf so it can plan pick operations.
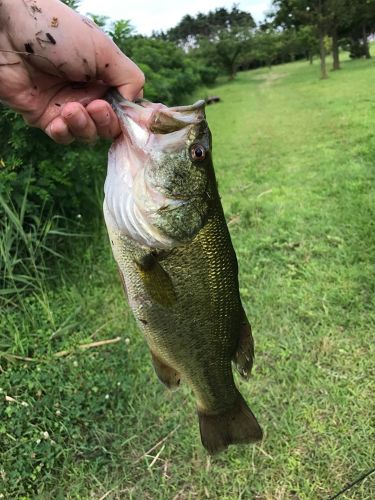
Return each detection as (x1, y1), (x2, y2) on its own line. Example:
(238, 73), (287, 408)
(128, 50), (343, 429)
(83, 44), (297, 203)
(0, 0), (144, 143)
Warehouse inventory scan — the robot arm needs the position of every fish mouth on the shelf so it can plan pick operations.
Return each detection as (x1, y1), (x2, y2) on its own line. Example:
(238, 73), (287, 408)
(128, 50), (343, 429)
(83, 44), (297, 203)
(168, 100), (206, 113)
(107, 90), (206, 140)
(149, 100), (206, 134)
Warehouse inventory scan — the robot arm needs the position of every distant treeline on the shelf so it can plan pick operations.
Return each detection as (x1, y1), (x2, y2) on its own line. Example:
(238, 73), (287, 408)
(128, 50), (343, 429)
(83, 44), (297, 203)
(95, 1), (375, 97)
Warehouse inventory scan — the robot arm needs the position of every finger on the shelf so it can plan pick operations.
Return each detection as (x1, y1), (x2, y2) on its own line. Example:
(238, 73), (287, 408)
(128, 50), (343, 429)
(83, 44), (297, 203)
(86, 100), (121, 139)
(45, 116), (75, 145)
(61, 102), (98, 142)
(116, 72), (145, 102)
(96, 38), (145, 101)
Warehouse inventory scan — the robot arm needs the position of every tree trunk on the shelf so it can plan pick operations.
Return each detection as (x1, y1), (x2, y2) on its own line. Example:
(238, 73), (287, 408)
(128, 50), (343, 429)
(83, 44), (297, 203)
(319, 28), (328, 79)
(229, 62), (236, 80)
(309, 52), (314, 65)
(332, 25), (340, 70)
(363, 24), (371, 59)
(228, 46), (243, 80)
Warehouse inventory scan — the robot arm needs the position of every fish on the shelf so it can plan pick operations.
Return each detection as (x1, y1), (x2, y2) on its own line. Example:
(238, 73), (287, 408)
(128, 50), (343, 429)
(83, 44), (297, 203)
(103, 90), (263, 453)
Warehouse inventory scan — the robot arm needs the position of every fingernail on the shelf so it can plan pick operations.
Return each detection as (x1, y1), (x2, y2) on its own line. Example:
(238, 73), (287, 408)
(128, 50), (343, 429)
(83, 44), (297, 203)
(73, 113), (88, 128)
(64, 109), (87, 128)
(95, 112), (110, 126)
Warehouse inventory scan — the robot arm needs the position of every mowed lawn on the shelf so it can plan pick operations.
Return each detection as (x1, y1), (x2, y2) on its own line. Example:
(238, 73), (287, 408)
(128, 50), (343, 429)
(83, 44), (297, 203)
(1, 55), (375, 498)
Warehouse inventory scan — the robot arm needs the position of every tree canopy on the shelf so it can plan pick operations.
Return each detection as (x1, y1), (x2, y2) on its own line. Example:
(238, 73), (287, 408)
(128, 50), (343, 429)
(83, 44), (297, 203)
(165, 6), (256, 79)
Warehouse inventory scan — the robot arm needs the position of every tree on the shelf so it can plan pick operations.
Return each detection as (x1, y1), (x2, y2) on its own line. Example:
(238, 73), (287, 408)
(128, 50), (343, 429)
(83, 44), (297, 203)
(344, 0), (375, 59)
(271, 0), (374, 74)
(167, 6), (256, 79)
(272, 0), (333, 78)
(253, 29), (282, 68)
(168, 7), (256, 46)
(61, 0), (80, 9)
(109, 19), (135, 47)
(296, 25), (319, 63)
(110, 22), (202, 104)
(211, 26), (255, 79)
(86, 13), (110, 30)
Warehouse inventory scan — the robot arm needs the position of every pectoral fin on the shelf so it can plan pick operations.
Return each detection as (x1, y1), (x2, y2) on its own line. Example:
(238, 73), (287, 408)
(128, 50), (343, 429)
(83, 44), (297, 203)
(117, 265), (129, 301)
(233, 307), (254, 379)
(136, 253), (177, 307)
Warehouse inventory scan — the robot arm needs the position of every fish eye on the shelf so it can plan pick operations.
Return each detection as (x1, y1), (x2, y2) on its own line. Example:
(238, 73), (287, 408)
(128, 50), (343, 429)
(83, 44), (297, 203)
(190, 144), (206, 162)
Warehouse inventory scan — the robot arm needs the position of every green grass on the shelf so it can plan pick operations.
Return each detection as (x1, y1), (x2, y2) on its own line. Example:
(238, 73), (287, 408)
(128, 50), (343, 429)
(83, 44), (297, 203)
(1, 55), (375, 498)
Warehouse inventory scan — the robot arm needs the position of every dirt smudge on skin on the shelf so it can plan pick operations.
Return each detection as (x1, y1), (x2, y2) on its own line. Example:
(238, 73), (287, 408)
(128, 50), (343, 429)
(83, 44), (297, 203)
(82, 58), (92, 81)
(35, 32), (57, 47)
(22, 0), (40, 19)
(46, 33), (56, 44)
(24, 43), (34, 54)
(71, 82), (88, 90)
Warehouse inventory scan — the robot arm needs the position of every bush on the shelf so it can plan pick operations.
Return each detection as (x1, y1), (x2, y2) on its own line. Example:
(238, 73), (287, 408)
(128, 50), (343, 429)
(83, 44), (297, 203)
(0, 107), (108, 220)
(197, 64), (220, 86)
(111, 34), (204, 105)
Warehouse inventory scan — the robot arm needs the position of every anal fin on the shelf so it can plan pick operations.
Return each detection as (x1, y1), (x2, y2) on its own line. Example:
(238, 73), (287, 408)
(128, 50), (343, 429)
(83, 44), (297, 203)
(151, 352), (181, 390)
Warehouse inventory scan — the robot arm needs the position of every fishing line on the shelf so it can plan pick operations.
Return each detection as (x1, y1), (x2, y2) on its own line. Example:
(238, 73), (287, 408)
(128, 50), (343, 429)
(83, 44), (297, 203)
(328, 467), (375, 500)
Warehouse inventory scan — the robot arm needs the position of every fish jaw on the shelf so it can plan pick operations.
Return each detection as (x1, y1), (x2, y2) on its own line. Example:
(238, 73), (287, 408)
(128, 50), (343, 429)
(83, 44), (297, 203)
(113, 97), (206, 137)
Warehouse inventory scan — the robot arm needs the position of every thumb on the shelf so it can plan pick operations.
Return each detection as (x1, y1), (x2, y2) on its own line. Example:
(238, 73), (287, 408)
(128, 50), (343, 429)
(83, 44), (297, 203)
(94, 34), (145, 101)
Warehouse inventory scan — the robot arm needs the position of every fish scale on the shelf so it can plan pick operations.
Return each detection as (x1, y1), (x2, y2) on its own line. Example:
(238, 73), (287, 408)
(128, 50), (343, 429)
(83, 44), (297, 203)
(109, 211), (238, 402)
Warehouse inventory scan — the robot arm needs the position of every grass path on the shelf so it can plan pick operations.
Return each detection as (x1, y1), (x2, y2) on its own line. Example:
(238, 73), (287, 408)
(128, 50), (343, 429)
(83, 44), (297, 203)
(1, 56), (375, 498)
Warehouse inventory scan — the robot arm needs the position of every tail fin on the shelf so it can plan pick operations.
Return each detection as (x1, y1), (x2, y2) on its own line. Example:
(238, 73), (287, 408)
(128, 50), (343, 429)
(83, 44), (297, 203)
(198, 392), (262, 454)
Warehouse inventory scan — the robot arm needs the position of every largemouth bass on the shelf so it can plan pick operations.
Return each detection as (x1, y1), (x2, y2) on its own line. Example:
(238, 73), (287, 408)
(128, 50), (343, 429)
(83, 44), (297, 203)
(103, 90), (262, 453)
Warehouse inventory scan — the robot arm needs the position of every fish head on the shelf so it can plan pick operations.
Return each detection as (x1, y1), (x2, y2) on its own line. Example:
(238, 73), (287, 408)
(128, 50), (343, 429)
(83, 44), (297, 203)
(144, 101), (211, 199)
(104, 96), (214, 249)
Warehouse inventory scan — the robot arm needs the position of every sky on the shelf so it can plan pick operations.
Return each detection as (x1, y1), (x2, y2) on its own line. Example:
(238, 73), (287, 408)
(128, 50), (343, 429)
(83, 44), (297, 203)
(78, 0), (272, 36)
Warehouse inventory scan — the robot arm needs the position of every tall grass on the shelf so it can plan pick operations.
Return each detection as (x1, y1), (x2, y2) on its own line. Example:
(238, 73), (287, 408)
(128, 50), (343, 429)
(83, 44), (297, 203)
(0, 185), (67, 306)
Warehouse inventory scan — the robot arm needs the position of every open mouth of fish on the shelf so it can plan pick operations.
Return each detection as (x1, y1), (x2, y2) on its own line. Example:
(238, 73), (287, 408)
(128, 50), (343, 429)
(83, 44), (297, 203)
(103, 91), (208, 249)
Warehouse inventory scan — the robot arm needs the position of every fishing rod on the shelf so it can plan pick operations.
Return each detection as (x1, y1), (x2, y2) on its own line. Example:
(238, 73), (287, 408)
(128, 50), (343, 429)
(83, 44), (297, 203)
(328, 467), (375, 500)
